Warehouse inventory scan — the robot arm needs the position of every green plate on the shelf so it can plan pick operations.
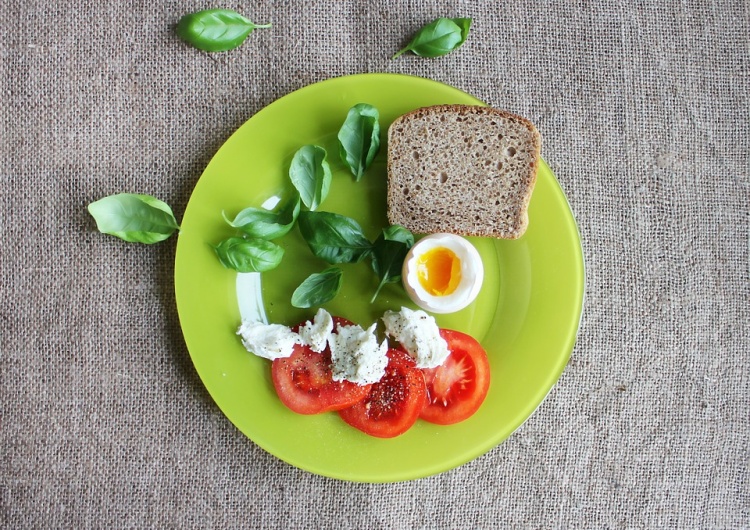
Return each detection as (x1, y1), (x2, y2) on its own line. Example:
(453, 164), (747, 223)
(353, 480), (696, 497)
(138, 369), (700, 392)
(175, 73), (584, 482)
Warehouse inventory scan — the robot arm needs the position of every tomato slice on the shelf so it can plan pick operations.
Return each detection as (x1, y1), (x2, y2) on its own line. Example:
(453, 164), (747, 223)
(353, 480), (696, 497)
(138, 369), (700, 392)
(419, 329), (491, 425)
(338, 349), (427, 438)
(271, 317), (371, 415)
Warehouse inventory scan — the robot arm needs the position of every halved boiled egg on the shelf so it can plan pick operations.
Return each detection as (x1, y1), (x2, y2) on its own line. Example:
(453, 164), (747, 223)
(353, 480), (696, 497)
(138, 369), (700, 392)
(402, 233), (484, 314)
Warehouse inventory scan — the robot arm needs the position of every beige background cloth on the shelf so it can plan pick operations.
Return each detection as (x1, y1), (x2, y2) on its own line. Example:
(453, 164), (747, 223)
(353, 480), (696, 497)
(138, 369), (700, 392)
(2, 1), (748, 528)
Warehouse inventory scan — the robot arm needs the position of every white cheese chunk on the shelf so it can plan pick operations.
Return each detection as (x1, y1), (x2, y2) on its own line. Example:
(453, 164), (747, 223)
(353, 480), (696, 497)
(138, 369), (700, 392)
(382, 307), (449, 369)
(237, 320), (302, 360)
(298, 308), (333, 353)
(328, 323), (388, 385)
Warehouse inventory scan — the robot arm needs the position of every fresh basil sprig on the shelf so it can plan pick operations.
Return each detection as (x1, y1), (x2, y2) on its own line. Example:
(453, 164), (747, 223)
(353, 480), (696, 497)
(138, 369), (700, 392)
(87, 193), (179, 244)
(337, 104), (381, 181)
(214, 237), (284, 273)
(370, 225), (415, 303)
(291, 267), (343, 308)
(289, 145), (332, 211)
(298, 211), (372, 264)
(223, 193), (300, 240)
(176, 9), (271, 52)
(392, 17), (472, 59)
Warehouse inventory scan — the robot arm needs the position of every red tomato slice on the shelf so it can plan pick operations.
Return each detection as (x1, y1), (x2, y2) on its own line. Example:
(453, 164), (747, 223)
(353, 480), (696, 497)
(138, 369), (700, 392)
(338, 349), (427, 438)
(419, 329), (491, 425)
(271, 317), (370, 415)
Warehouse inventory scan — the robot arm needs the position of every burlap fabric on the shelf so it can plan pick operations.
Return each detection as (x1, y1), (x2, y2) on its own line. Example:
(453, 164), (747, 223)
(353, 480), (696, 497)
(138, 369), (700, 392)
(2, 1), (748, 527)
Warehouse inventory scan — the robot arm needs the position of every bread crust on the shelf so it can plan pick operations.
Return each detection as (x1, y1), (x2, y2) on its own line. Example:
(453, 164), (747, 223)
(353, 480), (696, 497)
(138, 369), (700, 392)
(386, 105), (541, 239)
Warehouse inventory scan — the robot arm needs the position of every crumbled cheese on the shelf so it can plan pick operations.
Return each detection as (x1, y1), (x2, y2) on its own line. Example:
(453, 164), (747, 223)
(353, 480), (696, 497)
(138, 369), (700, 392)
(328, 323), (388, 385)
(298, 308), (333, 353)
(237, 307), (449, 383)
(382, 307), (449, 369)
(237, 320), (302, 360)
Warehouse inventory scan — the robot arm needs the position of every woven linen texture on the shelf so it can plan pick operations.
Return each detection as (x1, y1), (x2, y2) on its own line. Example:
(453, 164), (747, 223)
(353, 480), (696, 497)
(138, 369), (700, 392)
(1, 0), (748, 527)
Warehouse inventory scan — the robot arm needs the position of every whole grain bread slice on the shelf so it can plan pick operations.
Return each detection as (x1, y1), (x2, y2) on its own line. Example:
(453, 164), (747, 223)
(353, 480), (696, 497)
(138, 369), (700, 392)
(386, 105), (541, 239)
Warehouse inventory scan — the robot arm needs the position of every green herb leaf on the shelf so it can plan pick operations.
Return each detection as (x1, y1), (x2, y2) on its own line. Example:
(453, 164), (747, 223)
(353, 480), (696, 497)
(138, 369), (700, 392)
(392, 17), (472, 59)
(370, 225), (415, 303)
(337, 103), (381, 181)
(291, 267), (343, 308)
(87, 193), (179, 244)
(214, 237), (284, 272)
(298, 211), (372, 264)
(223, 193), (300, 240)
(289, 145), (332, 211)
(176, 8), (271, 52)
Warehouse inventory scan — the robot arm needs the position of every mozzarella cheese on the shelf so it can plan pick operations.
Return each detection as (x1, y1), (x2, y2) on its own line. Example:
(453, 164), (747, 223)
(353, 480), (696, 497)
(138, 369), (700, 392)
(238, 307), (451, 382)
(328, 323), (388, 385)
(236, 320), (302, 360)
(298, 308), (334, 353)
(382, 306), (449, 369)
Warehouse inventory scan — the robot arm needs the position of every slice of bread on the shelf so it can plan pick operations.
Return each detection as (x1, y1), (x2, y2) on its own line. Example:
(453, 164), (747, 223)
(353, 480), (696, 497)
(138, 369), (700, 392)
(386, 105), (541, 239)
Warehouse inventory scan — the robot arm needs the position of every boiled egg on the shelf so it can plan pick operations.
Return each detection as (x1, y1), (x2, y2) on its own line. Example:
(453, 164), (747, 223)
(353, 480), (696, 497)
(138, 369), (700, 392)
(402, 233), (484, 314)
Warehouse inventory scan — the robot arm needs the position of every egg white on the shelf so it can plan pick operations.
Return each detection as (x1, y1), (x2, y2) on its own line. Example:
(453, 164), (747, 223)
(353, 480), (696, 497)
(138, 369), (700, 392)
(401, 233), (484, 314)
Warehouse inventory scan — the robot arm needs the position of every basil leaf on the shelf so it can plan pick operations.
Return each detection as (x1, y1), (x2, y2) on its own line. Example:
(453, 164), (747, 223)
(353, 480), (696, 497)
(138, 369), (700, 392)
(214, 237), (284, 272)
(176, 9), (271, 52)
(289, 145), (332, 211)
(291, 267), (343, 308)
(298, 211), (372, 264)
(451, 18), (472, 47)
(87, 193), (179, 244)
(223, 193), (300, 240)
(370, 225), (415, 303)
(392, 17), (472, 59)
(337, 103), (381, 181)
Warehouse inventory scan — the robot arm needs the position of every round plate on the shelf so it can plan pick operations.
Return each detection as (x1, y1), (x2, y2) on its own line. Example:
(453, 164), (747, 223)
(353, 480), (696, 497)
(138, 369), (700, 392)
(175, 73), (584, 482)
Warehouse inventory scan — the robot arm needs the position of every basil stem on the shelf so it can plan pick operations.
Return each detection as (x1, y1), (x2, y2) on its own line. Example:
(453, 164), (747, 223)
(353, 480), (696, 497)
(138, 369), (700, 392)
(298, 211), (372, 264)
(176, 9), (271, 52)
(291, 267), (343, 308)
(370, 225), (415, 303)
(214, 237), (284, 273)
(289, 145), (332, 211)
(337, 104), (381, 181)
(87, 193), (179, 244)
(392, 17), (472, 59)
(223, 193), (300, 240)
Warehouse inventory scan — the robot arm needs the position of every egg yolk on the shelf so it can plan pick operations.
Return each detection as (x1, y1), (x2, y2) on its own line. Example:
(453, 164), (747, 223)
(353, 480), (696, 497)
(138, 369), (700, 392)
(416, 247), (462, 296)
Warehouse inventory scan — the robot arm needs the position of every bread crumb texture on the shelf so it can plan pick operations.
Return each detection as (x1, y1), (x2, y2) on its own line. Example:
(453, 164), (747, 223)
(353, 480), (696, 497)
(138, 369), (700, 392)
(386, 105), (541, 239)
